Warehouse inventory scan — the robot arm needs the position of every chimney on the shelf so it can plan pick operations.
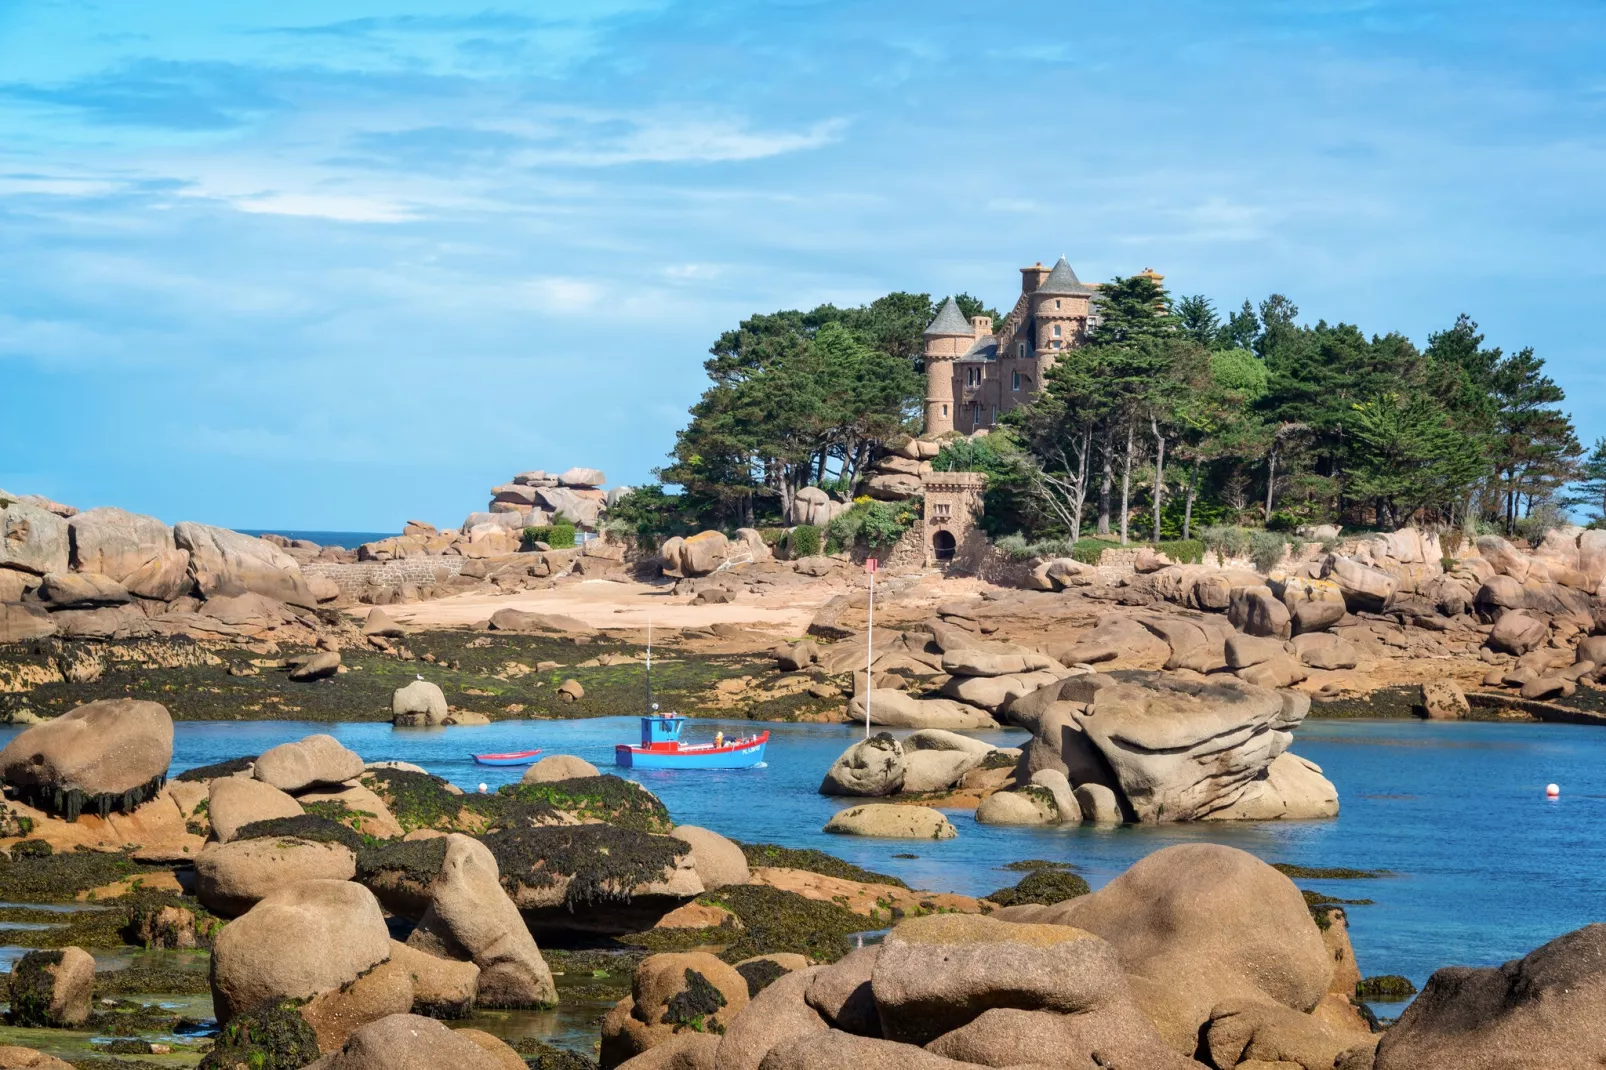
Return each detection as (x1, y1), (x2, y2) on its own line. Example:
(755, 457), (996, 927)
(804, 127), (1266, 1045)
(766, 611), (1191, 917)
(1020, 262), (1051, 294)
(971, 315), (993, 337)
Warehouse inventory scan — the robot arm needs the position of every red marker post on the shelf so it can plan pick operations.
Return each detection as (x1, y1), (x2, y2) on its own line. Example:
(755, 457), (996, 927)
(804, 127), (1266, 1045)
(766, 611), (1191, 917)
(865, 558), (877, 739)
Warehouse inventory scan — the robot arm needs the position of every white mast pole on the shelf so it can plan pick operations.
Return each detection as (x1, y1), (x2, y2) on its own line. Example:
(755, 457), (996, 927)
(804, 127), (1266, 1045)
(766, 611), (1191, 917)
(865, 560), (875, 739)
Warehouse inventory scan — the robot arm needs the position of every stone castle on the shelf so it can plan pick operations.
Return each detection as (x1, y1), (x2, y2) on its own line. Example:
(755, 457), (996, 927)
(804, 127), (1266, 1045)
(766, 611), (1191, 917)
(921, 256), (1162, 436)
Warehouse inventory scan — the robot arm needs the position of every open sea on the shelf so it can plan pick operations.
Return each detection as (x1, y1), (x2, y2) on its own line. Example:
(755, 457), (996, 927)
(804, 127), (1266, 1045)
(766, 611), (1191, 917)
(237, 529), (397, 548)
(0, 715), (1597, 1012)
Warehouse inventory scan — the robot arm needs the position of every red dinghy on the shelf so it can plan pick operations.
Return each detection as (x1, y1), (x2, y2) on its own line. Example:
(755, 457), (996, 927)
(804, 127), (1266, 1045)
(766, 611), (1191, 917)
(472, 749), (542, 767)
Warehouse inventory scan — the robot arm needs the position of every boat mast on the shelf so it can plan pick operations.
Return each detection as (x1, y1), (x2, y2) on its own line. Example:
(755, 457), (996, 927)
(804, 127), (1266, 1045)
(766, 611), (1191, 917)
(646, 618), (656, 714)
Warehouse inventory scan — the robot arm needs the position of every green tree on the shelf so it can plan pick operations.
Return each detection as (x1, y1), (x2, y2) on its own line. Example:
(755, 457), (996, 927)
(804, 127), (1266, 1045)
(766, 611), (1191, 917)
(1177, 294), (1225, 349)
(1563, 438), (1606, 525)
(1346, 394), (1489, 528)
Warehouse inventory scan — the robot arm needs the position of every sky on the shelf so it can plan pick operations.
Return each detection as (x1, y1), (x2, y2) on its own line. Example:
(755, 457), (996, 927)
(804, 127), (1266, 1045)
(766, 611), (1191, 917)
(1, 0), (1603, 531)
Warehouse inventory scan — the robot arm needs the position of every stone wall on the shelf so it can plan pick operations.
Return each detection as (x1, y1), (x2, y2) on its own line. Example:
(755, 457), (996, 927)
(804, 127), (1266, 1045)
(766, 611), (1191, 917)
(301, 558), (467, 597)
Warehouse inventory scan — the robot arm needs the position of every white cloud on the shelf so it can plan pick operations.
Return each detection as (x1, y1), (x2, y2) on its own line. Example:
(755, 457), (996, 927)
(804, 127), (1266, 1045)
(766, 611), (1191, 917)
(230, 190), (417, 222)
(523, 276), (605, 313)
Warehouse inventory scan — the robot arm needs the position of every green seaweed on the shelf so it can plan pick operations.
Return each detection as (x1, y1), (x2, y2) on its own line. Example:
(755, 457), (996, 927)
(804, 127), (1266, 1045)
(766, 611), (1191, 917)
(356, 836), (449, 891)
(737, 842), (907, 888)
(984, 869), (1090, 907)
(661, 967), (727, 1031)
(483, 824), (689, 909)
(198, 998), (322, 1069)
(234, 814), (367, 852)
(1273, 863), (1390, 880)
(1001, 859), (1077, 872)
(174, 756), (258, 783)
(0, 849), (148, 902)
(361, 768), (486, 833)
(1357, 974), (1418, 1001)
(8, 773), (167, 822)
(701, 885), (866, 965)
(7, 949), (66, 1026)
(510, 1037), (601, 1070)
(494, 776), (670, 834)
(734, 958), (787, 997)
(94, 951), (213, 996)
(9, 838), (53, 860)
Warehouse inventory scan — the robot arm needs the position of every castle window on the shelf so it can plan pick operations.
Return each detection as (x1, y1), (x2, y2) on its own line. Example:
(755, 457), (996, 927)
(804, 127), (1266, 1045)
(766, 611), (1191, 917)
(1052, 324), (1062, 338)
(1055, 299), (1061, 309)
(1012, 371), (1021, 391)
(934, 502), (951, 517)
(1017, 342), (1026, 358)
(1053, 340), (1062, 349)
(941, 404), (948, 417)
(991, 406), (998, 424)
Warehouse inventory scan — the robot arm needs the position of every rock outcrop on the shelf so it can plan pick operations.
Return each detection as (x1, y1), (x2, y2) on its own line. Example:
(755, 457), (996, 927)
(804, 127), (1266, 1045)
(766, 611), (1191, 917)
(0, 698), (173, 817)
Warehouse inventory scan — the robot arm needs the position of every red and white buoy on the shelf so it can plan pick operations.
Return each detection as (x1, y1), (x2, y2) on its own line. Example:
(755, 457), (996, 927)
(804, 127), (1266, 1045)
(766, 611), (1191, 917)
(1546, 783), (1560, 798)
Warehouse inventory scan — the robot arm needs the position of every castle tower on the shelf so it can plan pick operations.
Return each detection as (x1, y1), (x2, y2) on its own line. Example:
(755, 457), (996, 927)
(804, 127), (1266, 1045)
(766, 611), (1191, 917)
(1027, 256), (1093, 378)
(922, 296), (971, 437)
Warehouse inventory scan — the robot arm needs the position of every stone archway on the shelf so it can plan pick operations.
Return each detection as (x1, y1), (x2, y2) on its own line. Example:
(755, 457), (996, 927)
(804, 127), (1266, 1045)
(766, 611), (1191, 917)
(931, 529), (956, 562)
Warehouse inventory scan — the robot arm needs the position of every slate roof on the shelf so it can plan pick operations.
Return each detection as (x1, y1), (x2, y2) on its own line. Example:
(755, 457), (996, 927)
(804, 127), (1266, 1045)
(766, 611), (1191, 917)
(1035, 256), (1091, 295)
(923, 296), (972, 337)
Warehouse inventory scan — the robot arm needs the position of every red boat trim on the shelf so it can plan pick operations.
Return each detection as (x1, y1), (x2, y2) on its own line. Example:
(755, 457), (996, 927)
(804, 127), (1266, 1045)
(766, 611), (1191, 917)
(473, 749), (543, 760)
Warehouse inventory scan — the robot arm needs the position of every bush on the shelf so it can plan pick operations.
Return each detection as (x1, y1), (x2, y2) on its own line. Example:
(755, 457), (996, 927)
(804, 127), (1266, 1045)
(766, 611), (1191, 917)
(824, 499), (919, 553)
(788, 524), (822, 558)
(1069, 537), (1115, 565)
(523, 523), (577, 549)
(1155, 538), (1205, 564)
(1266, 510), (1302, 533)
(1249, 530), (1289, 573)
(1201, 525), (1253, 564)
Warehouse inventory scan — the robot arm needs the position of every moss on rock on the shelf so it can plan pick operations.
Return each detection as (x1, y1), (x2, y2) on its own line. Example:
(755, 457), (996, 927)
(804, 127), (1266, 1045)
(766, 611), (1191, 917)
(736, 842), (906, 888)
(0, 849), (148, 902)
(493, 775), (670, 833)
(510, 1037), (600, 1070)
(360, 768), (487, 834)
(483, 824), (689, 909)
(985, 869), (1090, 907)
(174, 757), (257, 783)
(701, 885), (865, 965)
(6, 949), (65, 1026)
(1357, 974), (1417, 1000)
(198, 998), (322, 1070)
(662, 967), (728, 1031)
(1273, 863), (1389, 880)
(233, 814), (366, 852)
(734, 958), (787, 997)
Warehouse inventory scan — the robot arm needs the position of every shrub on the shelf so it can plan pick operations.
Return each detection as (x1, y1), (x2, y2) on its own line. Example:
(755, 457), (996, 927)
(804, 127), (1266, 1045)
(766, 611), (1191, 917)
(824, 499), (918, 553)
(1201, 525), (1254, 564)
(1249, 530), (1289, 573)
(1069, 538), (1114, 565)
(1155, 538), (1205, 564)
(1266, 510), (1302, 533)
(523, 523), (577, 549)
(788, 524), (822, 558)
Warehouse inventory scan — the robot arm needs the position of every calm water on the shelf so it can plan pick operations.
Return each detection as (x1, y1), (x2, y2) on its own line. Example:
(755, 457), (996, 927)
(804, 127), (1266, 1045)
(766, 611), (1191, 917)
(5, 717), (1602, 998)
(237, 529), (396, 548)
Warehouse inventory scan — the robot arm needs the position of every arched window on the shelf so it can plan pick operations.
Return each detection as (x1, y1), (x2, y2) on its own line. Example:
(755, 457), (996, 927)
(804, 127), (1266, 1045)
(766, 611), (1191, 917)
(932, 529), (957, 562)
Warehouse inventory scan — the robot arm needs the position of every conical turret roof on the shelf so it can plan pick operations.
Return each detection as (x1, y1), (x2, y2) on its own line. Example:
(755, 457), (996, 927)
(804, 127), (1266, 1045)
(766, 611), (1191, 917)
(923, 296), (972, 337)
(1035, 256), (1090, 296)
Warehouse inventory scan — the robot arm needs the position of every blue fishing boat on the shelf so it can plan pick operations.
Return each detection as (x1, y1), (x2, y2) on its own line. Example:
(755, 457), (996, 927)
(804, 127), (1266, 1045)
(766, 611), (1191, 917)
(472, 749), (542, 767)
(614, 714), (768, 769)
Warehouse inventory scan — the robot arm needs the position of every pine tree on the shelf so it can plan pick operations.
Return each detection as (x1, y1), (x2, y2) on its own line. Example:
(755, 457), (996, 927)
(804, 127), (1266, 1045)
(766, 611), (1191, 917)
(1563, 438), (1606, 525)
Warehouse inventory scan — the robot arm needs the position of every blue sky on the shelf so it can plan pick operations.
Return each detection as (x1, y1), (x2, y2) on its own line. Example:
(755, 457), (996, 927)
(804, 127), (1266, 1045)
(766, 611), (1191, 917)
(2, 0), (1603, 531)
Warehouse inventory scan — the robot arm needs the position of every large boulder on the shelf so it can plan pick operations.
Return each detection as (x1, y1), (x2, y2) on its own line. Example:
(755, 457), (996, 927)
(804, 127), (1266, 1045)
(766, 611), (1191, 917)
(823, 804), (956, 840)
(714, 965), (828, 1070)
(211, 879), (396, 1026)
(1489, 610), (1548, 655)
(66, 507), (176, 584)
(1069, 673), (1325, 822)
(310, 1013), (509, 1070)
(533, 486), (602, 528)
(670, 826), (750, 890)
(0, 603), (56, 642)
(392, 681), (449, 727)
(0, 1046), (74, 1069)
(1228, 585), (1293, 639)
(1324, 555), (1397, 612)
(602, 952), (750, 1069)
(847, 690), (995, 730)
(0, 498), (70, 576)
(820, 734), (906, 797)
(39, 571), (132, 608)
(678, 531), (730, 577)
(973, 788), (1059, 827)
(560, 467), (606, 488)
(196, 837), (358, 917)
(522, 754), (601, 783)
(1204, 999), (1370, 1070)
(175, 521), (315, 608)
(7, 947), (95, 1027)
(901, 749), (984, 793)
(0, 698), (173, 816)
(1375, 923), (1606, 1069)
(406, 834), (557, 1008)
(208, 776), (304, 842)
(1000, 844), (1333, 1052)
(254, 734), (365, 792)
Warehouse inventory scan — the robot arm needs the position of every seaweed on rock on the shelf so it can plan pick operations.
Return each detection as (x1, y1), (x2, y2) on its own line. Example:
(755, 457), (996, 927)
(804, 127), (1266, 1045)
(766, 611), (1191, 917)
(482, 824), (688, 909)
(174, 756), (257, 783)
(360, 768), (488, 834)
(197, 998), (322, 1070)
(734, 958), (787, 997)
(0, 848), (146, 902)
(493, 775), (671, 833)
(11, 773), (168, 822)
(662, 967), (727, 1031)
(1356, 974), (1417, 1000)
(356, 836), (449, 890)
(984, 869), (1090, 907)
(6, 949), (65, 1026)
(736, 842), (907, 888)
(702, 885), (865, 965)
(510, 1037), (600, 1070)
(233, 814), (366, 852)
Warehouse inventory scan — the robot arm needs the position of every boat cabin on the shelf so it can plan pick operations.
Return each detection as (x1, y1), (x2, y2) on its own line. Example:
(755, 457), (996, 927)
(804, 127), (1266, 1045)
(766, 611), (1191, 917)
(640, 714), (686, 748)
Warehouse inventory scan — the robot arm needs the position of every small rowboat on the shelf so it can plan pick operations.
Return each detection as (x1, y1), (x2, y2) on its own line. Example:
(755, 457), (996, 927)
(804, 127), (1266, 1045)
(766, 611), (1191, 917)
(472, 749), (542, 767)
(614, 715), (768, 770)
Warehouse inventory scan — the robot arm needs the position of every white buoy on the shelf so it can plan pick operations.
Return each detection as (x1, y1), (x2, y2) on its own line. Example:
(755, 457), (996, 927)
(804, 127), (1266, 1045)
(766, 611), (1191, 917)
(1546, 783), (1560, 798)
(478, 782), (489, 794)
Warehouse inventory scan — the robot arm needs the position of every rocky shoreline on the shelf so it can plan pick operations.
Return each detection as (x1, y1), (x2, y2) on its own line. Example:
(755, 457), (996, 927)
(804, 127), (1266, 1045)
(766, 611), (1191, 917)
(0, 698), (1594, 1068)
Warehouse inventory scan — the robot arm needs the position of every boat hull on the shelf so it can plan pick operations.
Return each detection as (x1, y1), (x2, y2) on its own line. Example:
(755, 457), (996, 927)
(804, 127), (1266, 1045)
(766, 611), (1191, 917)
(615, 733), (768, 770)
(473, 750), (543, 766)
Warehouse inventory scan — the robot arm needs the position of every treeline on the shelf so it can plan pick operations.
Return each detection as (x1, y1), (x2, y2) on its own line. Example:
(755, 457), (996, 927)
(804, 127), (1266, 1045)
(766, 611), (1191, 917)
(618, 274), (1596, 544)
